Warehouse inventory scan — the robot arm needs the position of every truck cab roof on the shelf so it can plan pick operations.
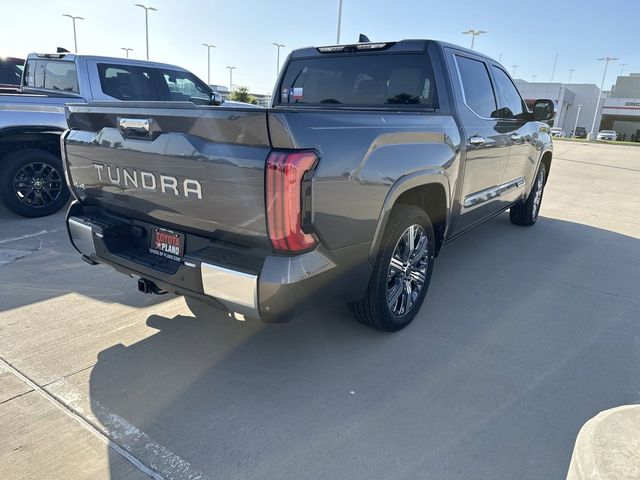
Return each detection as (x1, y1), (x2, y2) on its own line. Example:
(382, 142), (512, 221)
(26, 52), (190, 73)
(290, 39), (498, 64)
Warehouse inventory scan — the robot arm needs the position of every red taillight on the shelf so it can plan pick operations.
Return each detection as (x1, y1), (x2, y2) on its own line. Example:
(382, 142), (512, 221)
(266, 150), (318, 253)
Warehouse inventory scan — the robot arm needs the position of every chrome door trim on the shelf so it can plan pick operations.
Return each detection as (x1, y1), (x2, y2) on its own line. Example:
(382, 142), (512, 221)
(463, 176), (526, 208)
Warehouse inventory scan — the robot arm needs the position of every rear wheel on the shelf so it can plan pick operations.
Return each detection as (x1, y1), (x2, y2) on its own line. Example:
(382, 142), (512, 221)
(349, 204), (435, 332)
(510, 163), (547, 227)
(0, 148), (70, 217)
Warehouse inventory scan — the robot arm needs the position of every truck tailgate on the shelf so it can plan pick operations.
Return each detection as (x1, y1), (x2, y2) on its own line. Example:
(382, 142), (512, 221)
(64, 103), (270, 242)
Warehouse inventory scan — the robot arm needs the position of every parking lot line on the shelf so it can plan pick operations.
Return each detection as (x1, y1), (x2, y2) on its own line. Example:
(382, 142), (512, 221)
(0, 356), (172, 480)
(0, 229), (57, 245)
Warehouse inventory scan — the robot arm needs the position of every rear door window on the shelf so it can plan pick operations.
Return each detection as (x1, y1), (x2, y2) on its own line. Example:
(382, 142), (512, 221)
(97, 63), (159, 101)
(277, 53), (437, 108)
(24, 59), (79, 93)
(455, 55), (497, 118)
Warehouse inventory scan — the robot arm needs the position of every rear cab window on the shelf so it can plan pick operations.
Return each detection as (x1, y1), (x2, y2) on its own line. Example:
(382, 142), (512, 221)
(24, 59), (79, 94)
(277, 53), (438, 109)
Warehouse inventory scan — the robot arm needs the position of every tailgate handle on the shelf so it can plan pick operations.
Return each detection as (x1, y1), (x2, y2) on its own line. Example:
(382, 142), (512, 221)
(118, 117), (151, 137)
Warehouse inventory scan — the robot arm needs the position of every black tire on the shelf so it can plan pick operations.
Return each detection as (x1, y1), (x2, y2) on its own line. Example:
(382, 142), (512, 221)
(348, 204), (435, 332)
(0, 148), (70, 218)
(510, 163), (547, 227)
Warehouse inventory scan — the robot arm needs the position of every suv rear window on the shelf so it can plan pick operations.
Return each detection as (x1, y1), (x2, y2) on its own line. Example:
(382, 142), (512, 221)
(277, 53), (437, 108)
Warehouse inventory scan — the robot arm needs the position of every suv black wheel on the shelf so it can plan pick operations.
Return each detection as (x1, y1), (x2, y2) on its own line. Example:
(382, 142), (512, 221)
(510, 163), (547, 227)
(349, 204), (435, 331)
(0, 149), (70, 218)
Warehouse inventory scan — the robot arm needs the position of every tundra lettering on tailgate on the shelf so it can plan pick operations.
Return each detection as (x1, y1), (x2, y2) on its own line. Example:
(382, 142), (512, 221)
(91, 163), (202, 199)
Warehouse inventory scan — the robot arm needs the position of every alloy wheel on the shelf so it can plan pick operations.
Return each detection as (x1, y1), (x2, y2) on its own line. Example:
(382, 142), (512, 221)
(13, 161), (63, 209)
(386, 224), (430, 316)
(531, 165), (546, 219)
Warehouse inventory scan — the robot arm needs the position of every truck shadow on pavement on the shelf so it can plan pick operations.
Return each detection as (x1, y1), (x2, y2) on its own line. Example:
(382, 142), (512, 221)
(87, 214), (640, 480)
(0, 206), (174, 313)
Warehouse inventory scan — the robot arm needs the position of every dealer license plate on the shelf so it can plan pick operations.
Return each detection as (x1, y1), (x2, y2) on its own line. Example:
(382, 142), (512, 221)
(149, 227), (185, 262)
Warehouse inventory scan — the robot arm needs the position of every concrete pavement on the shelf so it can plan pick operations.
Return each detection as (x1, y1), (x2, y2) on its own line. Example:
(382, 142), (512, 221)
(0, 141), (639, 479)
(567, 405), (640, 480)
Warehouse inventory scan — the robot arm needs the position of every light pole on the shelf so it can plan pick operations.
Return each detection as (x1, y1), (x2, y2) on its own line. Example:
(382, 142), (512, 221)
(511, 65), (519, 77)
(532, 75), (537, 82)
(62, 14), (84, 53)
(619, 63), (628, 76)
(462, 29), (486, 50)
(550, 53), (559, 82)
(134, 4), (157, 60)
(336, 0), (343, 44)
(202, 43), (216, 85)
(573, 104), (582, 138)
(568, 68), (575, 84)
(273, 43), (285, 77)
(121, 47), (133, 58)
(226, 66), (236, 93)
(498, 53), (503, 63)
(589, 57), (618, 140)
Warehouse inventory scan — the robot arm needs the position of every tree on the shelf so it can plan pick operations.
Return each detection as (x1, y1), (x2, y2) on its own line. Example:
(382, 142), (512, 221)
(230, 86), (257, 105)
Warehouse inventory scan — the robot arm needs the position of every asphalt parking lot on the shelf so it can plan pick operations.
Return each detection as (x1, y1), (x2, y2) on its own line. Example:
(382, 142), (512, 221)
(1, 141), (639, 480)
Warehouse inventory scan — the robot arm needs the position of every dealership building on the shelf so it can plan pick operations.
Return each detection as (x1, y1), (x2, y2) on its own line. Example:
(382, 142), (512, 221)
(515, 73), (640, 141)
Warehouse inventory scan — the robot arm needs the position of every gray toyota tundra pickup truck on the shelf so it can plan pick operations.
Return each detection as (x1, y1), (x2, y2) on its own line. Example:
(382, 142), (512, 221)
(0, 52), (225, 217)
(62, 39), (555, 331)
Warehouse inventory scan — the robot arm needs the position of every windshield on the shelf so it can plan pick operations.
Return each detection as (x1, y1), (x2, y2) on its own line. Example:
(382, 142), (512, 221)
(278, 53), (438, 108)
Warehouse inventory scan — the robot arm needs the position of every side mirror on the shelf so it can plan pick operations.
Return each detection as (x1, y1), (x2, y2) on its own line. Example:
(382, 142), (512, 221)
(210, 92), (224, 106)
(533, 99), (555, 121)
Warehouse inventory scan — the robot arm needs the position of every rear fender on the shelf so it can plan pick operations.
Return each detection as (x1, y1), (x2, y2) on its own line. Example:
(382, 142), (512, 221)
(0, 126), (65, 158)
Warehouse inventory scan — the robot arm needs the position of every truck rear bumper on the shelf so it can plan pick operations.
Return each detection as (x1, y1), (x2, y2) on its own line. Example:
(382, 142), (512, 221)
(66, 202), (371, 322)
(68, 212), (260, 318)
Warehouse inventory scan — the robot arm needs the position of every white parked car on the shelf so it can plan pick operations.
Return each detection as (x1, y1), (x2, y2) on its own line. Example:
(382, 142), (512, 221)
(597, 130), (617, 141)
(549, 127), (565, 138)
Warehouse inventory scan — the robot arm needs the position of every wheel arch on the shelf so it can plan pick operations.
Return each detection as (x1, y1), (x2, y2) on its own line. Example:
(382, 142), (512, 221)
(369, 171), (451, 263)
(540, 149), (552, 186)
(0, 127), (65, 159)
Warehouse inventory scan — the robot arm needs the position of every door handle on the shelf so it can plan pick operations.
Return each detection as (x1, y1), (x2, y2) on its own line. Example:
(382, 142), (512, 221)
(118, 117), (152, 138)
(469, 135), (486, 146)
